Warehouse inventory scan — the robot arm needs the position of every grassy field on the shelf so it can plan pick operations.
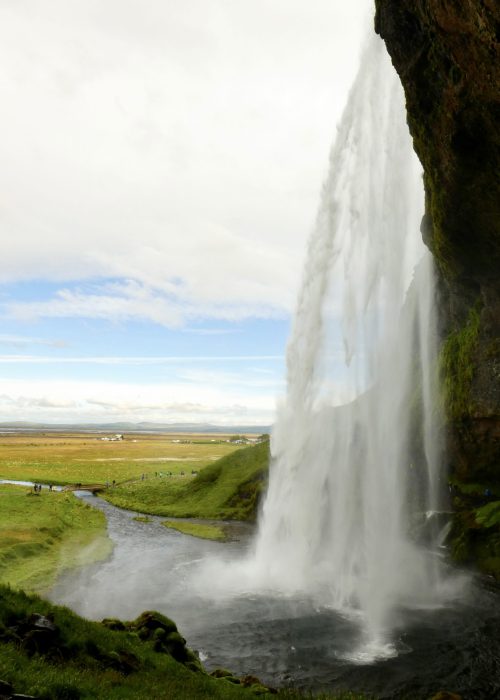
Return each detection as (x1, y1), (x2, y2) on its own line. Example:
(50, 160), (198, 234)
(0, 484), (111, 592)
(161, 520), (227, 541)
(0, 432), (242, 486)
(103, 440), (270, 521)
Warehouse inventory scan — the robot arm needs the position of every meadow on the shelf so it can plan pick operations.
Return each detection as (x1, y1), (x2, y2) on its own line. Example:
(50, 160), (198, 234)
(0, 432), (241, 486)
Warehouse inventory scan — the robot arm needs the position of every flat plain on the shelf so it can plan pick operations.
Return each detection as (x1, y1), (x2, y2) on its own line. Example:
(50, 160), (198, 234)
(0, 431), (242, 486)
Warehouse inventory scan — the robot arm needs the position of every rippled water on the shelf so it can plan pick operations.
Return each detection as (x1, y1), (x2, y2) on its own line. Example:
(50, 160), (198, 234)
(48, 494), (500, 699)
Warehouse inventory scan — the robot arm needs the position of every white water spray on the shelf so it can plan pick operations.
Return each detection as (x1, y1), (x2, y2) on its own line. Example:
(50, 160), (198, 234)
(247, 35), (453, 648)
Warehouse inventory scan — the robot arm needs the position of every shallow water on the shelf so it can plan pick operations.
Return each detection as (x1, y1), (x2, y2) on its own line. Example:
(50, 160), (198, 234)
(47, 494), (500, 699)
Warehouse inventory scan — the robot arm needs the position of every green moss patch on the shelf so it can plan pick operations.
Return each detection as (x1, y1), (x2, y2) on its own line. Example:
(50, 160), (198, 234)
(440, 304), (481, 421)
(474, 501), (500, 529)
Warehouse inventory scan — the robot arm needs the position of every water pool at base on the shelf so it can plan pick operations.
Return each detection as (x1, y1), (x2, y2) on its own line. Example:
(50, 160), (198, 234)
(48, 494), (500, 699)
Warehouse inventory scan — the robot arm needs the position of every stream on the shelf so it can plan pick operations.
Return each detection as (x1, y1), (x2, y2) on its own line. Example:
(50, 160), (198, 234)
(48, 493), (500, 699)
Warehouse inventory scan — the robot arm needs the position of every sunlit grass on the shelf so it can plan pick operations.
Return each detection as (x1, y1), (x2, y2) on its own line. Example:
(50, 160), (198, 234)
(0, 484), (111, 591)
(161, 520), (227, 541)
(104, 441), (269, 521)
(0, 432), (240, 485)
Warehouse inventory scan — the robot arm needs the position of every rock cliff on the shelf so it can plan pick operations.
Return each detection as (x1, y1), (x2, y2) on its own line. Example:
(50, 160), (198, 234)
(374, 0), (499, 577)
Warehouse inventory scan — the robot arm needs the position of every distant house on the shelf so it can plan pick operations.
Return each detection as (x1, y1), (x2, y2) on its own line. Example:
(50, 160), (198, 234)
(101, 434), (124, 442)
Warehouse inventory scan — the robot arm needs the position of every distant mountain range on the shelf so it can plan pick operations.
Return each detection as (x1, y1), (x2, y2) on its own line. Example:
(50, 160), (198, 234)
(0, 421), (271, 435)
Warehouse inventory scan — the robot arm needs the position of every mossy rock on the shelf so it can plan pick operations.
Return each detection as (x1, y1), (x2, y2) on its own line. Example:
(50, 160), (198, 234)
(152, 627), (166, 641)
(222, 676), (241, 685)
(105, 649), (141, 675)
(101, 618), (126, 631)
(163, 631), (189, 662)
(210, 668), (233, 678)
(439, 304), (480, 422)
(128, 610), (177, 639)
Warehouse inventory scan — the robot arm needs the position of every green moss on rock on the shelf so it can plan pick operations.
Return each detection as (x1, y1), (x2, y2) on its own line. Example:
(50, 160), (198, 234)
(440, 305), (481, 420)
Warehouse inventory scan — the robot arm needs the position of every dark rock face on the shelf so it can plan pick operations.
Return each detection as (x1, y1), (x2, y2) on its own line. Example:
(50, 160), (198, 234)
(375, 0), (499, 282)
(375, 0), (499, 576)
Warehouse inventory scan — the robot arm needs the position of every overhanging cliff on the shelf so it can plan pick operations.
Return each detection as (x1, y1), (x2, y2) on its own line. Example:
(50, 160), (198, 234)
(374, 0), (500, 577)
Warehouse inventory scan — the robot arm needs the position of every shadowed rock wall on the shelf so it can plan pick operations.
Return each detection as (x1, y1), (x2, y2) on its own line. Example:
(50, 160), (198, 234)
(374, 0), (499, 576)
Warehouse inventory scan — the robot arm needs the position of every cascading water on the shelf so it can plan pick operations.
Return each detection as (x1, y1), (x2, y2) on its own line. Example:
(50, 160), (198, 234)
(247, 34), (454, 652)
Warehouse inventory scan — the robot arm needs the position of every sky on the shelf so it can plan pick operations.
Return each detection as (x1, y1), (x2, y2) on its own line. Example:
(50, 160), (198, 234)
(0, 0), (372, 426)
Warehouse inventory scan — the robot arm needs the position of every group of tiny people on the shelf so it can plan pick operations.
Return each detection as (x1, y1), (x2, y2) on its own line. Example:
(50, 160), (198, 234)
(32, 483), (54, 493)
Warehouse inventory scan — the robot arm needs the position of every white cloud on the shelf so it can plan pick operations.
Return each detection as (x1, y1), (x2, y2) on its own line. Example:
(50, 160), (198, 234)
(4, 279), (287, 326)
(0, 334), (67, 348)
(0, 354), (282, 365)
(0, 0), (371, 323)
(0, 378), (277, 425)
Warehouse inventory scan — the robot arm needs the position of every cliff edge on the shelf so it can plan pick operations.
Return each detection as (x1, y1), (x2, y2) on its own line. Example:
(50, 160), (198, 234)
(375, 0), (500, 578)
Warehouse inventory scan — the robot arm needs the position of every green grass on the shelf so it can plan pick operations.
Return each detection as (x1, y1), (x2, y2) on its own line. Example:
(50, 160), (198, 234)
(0, 586), (270, 699)
(0, 586), (370, 700)
(102, 440), (270, 521)
(0, 485), (111, 592)
(161, 520), (227, 541)
(0, 432), (239, 486)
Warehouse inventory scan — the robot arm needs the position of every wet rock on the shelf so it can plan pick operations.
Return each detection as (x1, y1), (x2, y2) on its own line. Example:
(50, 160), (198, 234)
(10, 612), (60, 657)
(29, 614), (56, 632)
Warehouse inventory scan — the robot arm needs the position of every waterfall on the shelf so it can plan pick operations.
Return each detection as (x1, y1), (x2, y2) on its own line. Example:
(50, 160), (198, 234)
(249, 34), (451, 650)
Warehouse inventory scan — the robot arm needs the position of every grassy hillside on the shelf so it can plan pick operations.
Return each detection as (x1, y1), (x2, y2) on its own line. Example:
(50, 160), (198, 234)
(102, 440), (270, 521)
(0, 586), (368, 700)
(0, 485), (111, 592)
(0, 585), (269, 699)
